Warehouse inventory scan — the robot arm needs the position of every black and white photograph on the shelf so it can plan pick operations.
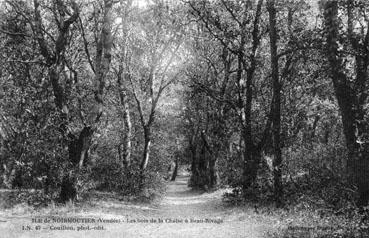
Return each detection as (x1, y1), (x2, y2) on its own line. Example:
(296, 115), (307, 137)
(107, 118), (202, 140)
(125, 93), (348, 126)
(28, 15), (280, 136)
(0, 0), (369, 237)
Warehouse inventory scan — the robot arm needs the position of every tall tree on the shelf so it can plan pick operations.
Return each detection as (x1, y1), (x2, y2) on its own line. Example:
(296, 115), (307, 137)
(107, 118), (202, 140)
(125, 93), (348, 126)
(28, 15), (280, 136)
(4, 0), (116, 202)
(114, 0), (133, 168)
(125, 2), (184, 174)
(322, 0), (369, 206)
(188, 0), (271, 194)
(267, 0), (283, 207)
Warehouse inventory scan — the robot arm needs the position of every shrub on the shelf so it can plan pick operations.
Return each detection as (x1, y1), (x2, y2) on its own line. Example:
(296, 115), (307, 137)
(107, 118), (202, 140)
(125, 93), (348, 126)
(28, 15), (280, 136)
(91, 157), (166, 200)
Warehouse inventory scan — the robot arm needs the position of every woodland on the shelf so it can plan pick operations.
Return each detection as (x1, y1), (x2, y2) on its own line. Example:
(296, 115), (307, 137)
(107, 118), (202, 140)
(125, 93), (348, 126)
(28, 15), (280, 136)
(0, 0), (369, 237)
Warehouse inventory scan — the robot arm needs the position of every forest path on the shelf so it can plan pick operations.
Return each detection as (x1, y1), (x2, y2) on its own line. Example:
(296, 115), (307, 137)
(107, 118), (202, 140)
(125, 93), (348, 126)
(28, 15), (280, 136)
(0, 175), (273, 238)
(146, 175), (271, 238)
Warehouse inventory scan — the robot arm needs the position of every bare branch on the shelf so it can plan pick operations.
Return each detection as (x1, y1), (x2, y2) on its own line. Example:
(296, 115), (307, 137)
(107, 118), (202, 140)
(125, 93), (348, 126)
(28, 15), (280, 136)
(6, 59), (45, 65)
(0, 29), (30, 37)
(220, 0), (242, 26)
(128, 72), (146, 128)
(188, 1), (238, 55)
(79, 16), (95, 73)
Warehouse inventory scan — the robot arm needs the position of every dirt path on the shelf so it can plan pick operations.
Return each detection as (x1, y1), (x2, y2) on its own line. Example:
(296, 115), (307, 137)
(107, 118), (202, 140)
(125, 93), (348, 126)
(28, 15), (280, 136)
(0, 176), (273, 238)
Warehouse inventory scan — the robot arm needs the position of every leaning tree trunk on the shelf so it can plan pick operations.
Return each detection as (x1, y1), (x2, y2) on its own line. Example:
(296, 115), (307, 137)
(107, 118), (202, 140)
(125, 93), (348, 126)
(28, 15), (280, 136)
(140, 126), (151, 172)
(141, 139), (151, 171)
(138, 126), (151, 189)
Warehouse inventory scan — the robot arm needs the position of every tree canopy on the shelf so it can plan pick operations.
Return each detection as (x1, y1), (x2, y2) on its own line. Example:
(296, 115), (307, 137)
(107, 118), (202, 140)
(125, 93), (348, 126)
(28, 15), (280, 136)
(0, 0), (369, 214)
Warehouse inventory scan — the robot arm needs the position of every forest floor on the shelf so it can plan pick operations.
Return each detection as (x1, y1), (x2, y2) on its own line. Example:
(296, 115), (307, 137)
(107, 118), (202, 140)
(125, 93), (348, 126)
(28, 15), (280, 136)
(0, 174), (279, 238)
(1, 170), (362, 238)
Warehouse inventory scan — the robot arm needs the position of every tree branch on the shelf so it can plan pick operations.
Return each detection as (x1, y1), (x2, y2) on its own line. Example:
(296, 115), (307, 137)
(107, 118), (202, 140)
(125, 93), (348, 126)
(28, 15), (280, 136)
(79, 16), (95, 73)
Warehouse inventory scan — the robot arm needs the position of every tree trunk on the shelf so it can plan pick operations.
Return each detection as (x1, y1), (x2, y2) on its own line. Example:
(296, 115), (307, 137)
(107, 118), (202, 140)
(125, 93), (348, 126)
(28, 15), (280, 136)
(121, 101), (132, 168)
(140, 127), (151, 171)
(59, 126), (93, 202)
(170, 158), (178, 181)
(267, 0), (283, 207)
(117, 58), (132, 168)
(199, 144), (209, 189)
(32, 0), (114, 203)
(200, 130), (218, 188)
(240, 0), (263, 195)
(189, 138), (208, 189)
(68, 127), (94, 168)
(208, 157), (219, 189)
(189, 140), (200, 187)
(59, 174), (77, 203)
(242, 146), (261, 193)
(118, 80), (132, 168)
(323, 1), (369, 207)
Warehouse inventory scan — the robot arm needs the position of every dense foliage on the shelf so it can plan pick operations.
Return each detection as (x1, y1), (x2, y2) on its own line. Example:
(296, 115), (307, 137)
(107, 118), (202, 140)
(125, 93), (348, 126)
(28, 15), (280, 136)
(0, 3), (369, 233)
